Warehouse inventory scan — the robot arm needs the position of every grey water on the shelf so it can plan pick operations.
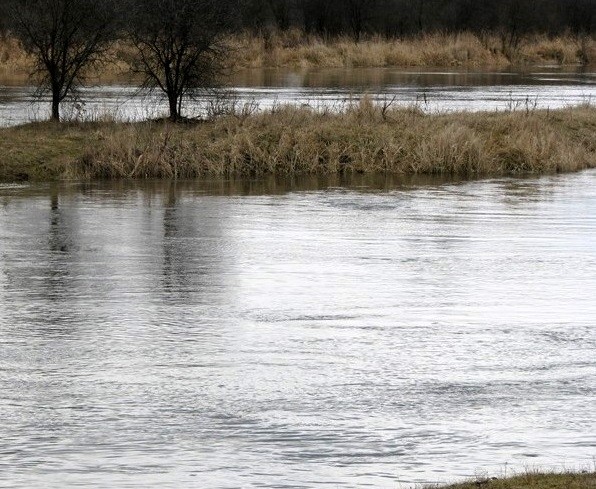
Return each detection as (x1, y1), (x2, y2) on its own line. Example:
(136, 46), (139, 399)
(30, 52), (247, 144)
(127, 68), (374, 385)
(0, 66), (595, 126)
(1, 172), (595, 488)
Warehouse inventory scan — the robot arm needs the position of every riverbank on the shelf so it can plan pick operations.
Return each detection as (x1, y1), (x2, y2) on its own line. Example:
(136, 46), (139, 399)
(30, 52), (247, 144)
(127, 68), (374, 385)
(1, 104), (595, 181)
(232, 31), (596, 69)
(1, 32), (594, 81)
(433, 472), (596, 489)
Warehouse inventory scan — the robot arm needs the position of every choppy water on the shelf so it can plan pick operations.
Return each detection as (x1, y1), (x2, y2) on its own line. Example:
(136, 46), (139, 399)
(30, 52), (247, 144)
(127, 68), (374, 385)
(1, 173), (595, 488)
(1, 67), (595, 126)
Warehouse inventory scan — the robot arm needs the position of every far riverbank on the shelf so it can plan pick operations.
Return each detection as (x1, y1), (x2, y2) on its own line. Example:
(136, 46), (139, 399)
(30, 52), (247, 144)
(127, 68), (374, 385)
(1, 32), (594, 82)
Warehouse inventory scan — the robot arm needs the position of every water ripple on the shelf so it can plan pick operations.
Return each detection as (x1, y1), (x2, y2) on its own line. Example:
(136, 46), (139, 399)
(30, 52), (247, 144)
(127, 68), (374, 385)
(0, 172), (595, 488)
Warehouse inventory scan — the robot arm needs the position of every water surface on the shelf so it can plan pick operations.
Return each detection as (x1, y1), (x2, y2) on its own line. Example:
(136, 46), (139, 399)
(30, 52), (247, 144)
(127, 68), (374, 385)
(1, 172), (595, 488)
(1, 66), (595, 126)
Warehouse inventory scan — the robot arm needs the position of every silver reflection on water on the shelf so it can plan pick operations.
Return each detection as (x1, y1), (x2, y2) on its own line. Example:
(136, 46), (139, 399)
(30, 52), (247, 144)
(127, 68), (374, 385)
(0, 173), (595, 488)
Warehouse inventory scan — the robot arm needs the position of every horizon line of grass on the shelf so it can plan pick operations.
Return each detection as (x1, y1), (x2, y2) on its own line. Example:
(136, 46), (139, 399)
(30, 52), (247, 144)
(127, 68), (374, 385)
(0, 103), (595, 182)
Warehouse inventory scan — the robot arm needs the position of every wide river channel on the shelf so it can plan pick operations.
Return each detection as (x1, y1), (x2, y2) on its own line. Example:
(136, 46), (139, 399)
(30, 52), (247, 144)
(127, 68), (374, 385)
(1, 172), (595, 488)
(1, 66), (595, 125)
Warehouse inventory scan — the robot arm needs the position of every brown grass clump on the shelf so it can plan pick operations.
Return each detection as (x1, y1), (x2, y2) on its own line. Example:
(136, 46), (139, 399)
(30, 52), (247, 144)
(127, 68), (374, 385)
(0, 36), (32, 80)
(2, 103), (592, 181)
(519, 35), (593, 65)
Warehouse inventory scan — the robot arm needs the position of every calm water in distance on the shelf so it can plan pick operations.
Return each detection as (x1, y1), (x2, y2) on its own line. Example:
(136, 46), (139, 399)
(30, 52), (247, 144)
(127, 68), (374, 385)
(1, 172), (595, 488)
(0, 66), (595, 125)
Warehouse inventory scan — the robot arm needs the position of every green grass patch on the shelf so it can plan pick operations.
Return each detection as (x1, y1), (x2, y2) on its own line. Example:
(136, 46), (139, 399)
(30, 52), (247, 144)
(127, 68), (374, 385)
(433, 472), (596, 489)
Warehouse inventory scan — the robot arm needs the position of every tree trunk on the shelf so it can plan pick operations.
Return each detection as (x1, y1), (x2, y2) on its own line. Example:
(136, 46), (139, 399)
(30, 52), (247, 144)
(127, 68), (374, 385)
(51, 91), (60, 121)
(418, 0), (425, 32)
(168, 94), (179, 122)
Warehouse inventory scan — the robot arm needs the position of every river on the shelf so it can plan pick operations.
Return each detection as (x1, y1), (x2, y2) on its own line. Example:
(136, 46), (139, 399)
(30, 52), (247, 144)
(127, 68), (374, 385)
(1, 172), (595, 488)
(1, 66), (595, 126)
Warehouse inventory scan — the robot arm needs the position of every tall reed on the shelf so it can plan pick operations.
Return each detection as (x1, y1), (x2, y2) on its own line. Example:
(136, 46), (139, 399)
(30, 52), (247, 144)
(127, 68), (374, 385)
(67, 103), (596, 180)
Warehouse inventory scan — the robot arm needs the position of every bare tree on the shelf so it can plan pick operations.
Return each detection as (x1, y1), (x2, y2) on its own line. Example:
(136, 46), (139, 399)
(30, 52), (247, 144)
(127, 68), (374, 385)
(0, 4), (7, 36)
(346, 0), (378, 42)
(266, 0), (295, 30)
(300, 0), (340, 36)
(246, 0), (596, 39)
(562, 0), (595, 35)
(497, 0), (535, 59)
(127, 0), (236, 122)
(7, 0), (116, 121)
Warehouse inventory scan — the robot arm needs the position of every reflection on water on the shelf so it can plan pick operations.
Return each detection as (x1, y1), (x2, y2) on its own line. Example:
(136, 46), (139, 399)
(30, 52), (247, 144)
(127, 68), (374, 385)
(1, 172), (596, 489)
(233, 66), (596, 88)
(1, 66), (595, 126)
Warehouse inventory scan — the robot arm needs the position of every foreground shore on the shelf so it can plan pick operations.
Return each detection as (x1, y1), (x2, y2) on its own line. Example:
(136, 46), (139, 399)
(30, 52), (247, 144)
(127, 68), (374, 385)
(1, 104), (595, 181)
(432, 472), (596, 489)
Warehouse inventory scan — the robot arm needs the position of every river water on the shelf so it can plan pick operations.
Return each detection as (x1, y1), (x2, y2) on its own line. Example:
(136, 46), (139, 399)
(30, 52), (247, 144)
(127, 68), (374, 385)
(1, 172), (595, 488)
(0, 67), (595, 126)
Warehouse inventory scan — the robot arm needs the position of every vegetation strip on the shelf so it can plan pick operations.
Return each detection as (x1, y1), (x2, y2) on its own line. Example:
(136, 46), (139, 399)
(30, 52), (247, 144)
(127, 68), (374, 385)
(1, 104), (595, 181)
(231, 31), (596, 69)
(1, 33), (595, 78)
(429, 472), (596, 489)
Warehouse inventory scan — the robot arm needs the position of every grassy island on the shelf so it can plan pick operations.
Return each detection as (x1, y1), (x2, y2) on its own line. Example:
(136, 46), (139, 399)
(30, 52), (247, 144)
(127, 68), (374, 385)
(0, 103), (595, 182)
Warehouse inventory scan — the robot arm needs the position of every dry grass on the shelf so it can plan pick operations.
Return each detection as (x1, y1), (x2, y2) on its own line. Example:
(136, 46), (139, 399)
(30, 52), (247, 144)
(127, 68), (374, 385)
(226, 31), (507, 68)
(0, 36), (32, 80)
(230, 31), (510, 68)
(519, 35), (596, 65)
(2, 103), (594, 181)
(229, 30), (596, 69)
(83, 103), (596, 179)
(0, 37), (137, 83)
